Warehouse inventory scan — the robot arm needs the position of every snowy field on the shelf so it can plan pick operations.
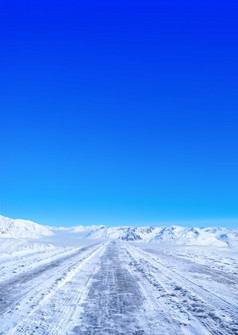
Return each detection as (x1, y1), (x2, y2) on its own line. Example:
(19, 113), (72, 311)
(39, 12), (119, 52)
(0, 215), (238, 334)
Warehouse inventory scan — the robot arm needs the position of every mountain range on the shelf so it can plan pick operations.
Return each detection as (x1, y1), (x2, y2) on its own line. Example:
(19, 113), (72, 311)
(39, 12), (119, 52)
(1, 214), (238, 247)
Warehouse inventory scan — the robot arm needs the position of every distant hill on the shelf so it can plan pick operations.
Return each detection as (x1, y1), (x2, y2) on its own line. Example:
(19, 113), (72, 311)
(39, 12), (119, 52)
(0, 214), (237, 247)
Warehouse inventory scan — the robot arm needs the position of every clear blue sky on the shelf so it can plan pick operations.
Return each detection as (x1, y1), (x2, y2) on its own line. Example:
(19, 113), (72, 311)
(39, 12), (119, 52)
(0, 1), (238, 227)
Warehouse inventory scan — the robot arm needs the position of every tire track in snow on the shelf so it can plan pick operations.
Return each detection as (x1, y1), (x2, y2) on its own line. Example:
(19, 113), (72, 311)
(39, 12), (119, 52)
(70, 241), (146, 335)
(1, 241), (237, 335)
(125, 244), (238, 335)
(69, 241), (184, 335)
(0, 247), (80, 283)
(6, 243), (107, 335)
(0, 243), (101, 334)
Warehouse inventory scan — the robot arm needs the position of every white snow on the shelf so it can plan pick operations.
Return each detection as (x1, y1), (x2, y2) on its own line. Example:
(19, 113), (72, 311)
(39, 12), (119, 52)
(55, 223), (238, 247)
(0, 214), (237, 334)
(0, 215), (53, 239)
(1, 214), (237, 247)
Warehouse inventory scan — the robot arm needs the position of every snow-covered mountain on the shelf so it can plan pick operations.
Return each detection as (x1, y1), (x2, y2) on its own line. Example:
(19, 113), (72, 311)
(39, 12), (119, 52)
(66, 224), (238, 247)
(68, 225), (156, 241)
(0, 214), (237, 247)
(0, 215), (53, 238)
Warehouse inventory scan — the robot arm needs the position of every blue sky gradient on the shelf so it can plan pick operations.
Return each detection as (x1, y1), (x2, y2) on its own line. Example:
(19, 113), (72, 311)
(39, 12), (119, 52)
(1, 1), (238, 227)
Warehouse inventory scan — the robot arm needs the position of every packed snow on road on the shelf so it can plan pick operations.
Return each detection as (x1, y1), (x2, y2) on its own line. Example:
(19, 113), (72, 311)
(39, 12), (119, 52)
(0, 215), (238, 334)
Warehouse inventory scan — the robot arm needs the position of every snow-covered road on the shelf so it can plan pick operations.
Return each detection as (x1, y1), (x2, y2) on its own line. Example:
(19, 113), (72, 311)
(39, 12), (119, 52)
(0, 241), (238, 335)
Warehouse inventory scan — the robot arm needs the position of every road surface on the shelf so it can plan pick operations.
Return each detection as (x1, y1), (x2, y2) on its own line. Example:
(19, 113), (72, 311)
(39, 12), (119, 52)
(0, 241), (238, 334)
